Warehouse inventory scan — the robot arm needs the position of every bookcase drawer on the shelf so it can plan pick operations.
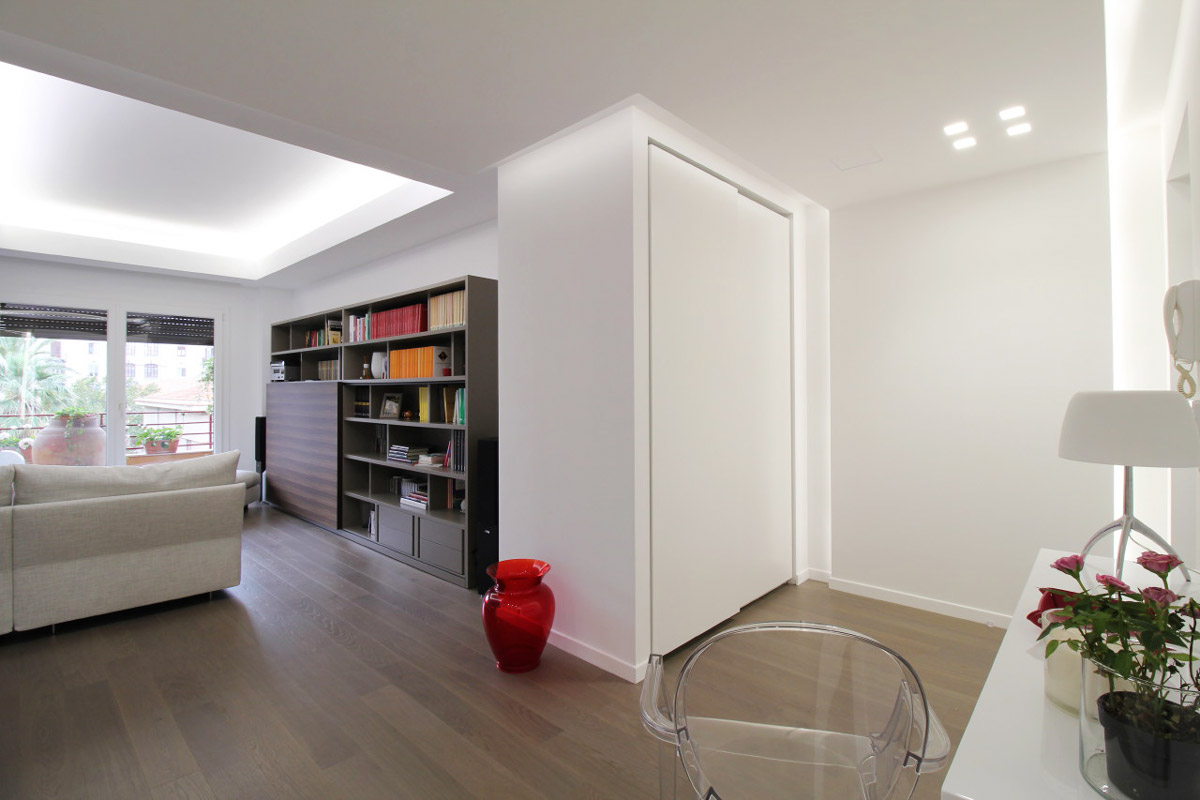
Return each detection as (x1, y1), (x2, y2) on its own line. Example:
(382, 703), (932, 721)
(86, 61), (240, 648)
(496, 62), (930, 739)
(419, 538), (464, 575)
(379, 506), (415, 556)
(418, 517), (464, 550)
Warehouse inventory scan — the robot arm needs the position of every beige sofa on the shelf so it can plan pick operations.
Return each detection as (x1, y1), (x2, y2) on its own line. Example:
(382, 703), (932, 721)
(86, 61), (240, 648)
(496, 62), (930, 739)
(0, 450), (244, 633)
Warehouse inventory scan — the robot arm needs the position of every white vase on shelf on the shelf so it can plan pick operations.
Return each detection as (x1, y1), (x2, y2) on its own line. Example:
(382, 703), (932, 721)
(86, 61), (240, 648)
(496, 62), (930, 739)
(371, 352), (387, 379)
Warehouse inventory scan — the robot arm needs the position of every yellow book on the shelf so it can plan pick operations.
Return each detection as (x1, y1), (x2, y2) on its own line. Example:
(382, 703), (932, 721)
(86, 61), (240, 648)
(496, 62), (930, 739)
(418, 386), (430, 423)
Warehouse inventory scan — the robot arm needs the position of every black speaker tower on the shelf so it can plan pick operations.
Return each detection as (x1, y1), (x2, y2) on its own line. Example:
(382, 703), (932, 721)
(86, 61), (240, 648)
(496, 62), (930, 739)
(474, 437), (499, 593)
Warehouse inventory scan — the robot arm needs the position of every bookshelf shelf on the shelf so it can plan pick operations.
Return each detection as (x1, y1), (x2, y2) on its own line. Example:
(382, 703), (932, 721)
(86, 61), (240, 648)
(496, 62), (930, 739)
(343, 416), (464, 430)
(266, 276), (496, 589)
(340, 376), (465, 386)
(342, 451), (467, 480)
(342, 488), (466, 526)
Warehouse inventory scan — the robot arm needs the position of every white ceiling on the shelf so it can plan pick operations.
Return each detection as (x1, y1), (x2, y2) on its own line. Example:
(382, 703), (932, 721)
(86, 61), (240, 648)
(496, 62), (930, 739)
(0, 0), (1108, 287)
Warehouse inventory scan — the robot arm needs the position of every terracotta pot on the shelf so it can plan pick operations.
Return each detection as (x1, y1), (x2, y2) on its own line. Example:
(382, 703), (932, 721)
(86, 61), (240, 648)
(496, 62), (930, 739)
(32, 415), (106, 466)
(143, 439), (179, 455)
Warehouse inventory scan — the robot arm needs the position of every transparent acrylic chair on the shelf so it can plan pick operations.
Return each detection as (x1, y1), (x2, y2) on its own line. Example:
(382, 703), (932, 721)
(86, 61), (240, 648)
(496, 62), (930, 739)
(640, 622), (951, 799)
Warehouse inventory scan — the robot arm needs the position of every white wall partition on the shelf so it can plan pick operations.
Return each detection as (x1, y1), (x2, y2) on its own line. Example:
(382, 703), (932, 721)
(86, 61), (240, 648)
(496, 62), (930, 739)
(498, 100), (817, 679)
(830, 154), (1113, 623)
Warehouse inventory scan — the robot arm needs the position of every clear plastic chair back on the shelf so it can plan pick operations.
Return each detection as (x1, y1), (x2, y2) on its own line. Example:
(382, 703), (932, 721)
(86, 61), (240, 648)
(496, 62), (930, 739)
(641, 622), (949, 800)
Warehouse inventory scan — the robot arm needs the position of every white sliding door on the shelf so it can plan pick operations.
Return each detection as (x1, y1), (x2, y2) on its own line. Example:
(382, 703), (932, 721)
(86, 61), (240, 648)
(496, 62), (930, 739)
(649, 145), (793, 654)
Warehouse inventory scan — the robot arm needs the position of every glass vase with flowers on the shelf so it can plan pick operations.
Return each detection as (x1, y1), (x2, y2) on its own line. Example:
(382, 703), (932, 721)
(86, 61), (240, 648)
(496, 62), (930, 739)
(1041, 552), (1200, 799)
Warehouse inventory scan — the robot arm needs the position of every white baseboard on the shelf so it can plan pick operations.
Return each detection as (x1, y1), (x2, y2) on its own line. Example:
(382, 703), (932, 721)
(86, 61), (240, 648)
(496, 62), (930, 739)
(546, 629), (643, 683)
(544, 575), (1008, 683)
(827, 577), (1010, 628)
(791, 568), (830, 585)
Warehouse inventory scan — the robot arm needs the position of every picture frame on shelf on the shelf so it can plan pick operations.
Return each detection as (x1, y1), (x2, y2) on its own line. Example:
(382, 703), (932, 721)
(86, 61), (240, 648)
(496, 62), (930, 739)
(379, 394), (401, 419)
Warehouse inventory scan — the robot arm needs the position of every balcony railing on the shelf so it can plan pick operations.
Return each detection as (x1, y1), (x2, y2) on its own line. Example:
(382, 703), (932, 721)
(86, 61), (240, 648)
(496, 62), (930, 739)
(1, 411), (214, 464)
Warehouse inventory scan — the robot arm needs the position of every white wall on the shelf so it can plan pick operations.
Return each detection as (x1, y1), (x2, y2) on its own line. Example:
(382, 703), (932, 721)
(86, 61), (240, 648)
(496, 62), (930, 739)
(0, 255), (281, 469)
(498, 100), (822, 680)
(1159, 0), (1200, 566)
(498, 109), (641, 677)
(829, 154), (1113, 623)
(285, 222), (498, 318)
(1106, 0), (1200, 564)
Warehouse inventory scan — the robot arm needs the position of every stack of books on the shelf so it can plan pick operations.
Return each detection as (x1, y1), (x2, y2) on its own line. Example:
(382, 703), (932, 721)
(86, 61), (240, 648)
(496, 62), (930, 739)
(316, 358), (339, 380)
(393, 477), (429, 510)
(387, 444), (428, 464)
(388, 345), (450, 379)
(346, 303), (427, 341)
(429, 290), (466, 330)
(304, 319), (342, 347)
(400, 488), (429, 510)
(442, 430), (466, 472)
(353, 391), (370, 417)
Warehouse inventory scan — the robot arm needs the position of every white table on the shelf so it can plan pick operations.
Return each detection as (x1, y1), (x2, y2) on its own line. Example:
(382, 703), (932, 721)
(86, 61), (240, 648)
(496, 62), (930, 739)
(941, 548), (1099, 799)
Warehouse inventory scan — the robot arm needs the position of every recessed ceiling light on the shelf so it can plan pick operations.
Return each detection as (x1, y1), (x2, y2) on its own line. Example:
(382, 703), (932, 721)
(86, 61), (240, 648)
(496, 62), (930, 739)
(943, 121), (969, 136)
(1006, 122), (1032, 136)
(952, 136), (977, 150)
(999, 106), (1026, 121)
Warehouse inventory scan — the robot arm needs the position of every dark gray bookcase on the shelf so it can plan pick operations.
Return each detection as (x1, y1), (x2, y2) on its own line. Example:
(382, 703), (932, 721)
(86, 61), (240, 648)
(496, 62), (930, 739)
(267, 276), (497, 588)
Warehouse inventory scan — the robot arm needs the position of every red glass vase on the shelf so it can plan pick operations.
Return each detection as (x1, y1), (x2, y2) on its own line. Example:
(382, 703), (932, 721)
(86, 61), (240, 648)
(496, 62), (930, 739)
(482, 559), (555, 673)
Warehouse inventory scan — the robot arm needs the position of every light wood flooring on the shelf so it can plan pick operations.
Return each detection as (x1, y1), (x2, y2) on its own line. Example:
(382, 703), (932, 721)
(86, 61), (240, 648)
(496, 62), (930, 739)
(0, 506), (1003, 799)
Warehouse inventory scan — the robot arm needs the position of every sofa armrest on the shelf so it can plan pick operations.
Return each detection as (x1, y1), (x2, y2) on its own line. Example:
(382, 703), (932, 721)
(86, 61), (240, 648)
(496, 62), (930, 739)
(0, 507), (11, 633)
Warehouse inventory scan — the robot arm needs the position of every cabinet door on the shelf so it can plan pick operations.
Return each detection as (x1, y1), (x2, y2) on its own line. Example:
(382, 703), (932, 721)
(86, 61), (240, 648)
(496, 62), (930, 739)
(418, 518), (465, 575)
(378, 506), (415, 556)
(649, 145), (793, 653)
(265, 382), (340, 530)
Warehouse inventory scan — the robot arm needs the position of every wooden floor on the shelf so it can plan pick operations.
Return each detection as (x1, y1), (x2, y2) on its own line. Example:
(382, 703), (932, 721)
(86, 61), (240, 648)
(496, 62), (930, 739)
(0, 506), (1003, 799)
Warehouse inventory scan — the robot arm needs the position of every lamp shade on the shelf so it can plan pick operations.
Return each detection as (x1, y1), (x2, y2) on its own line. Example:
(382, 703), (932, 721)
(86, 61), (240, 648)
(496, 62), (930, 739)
(1059, 390), (1200, 467)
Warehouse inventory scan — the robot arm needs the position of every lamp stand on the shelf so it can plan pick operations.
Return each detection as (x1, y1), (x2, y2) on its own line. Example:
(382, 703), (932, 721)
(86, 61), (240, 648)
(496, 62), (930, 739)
(1079, 466), (1192, 584)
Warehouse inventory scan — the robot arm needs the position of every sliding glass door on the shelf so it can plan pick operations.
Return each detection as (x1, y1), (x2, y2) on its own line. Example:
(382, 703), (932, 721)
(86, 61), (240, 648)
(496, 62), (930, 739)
(1, 303), (217, 466)
(0, 303), (110, 464)
(124, 312), (215, 463)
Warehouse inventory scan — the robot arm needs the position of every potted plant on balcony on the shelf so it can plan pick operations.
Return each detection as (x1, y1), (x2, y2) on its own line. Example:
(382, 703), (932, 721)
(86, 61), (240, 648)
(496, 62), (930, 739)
(31, 406), (107, 466)
(134, 425), (183, 455)
(1040, 552), (1200, 800)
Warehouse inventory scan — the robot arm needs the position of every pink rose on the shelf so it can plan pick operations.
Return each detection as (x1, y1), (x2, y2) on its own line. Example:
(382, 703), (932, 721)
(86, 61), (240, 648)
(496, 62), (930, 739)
(1097, 574), (1131, 593)
(1136, 551), (1184, 577)
(1052, 554), (1084, 576)
(1141, 587), (1179, 608)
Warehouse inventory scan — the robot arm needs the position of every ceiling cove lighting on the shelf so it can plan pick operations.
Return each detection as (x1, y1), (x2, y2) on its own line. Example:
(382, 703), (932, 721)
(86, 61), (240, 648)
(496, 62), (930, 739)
(943, 121), (969, 136)
(999, 105), (1026, 121)
(952, 136), (976, 150)
(1007, 122), (1032, 136)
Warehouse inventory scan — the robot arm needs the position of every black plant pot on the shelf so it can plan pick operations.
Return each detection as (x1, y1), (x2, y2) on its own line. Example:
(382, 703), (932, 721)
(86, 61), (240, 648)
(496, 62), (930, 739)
(1098, 691), (1200, 800)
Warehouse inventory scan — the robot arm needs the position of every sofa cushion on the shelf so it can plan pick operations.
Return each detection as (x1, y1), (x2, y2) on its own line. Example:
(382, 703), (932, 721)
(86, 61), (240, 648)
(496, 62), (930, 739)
(13, 450), (240, 506)
(0, 464), (13, 508)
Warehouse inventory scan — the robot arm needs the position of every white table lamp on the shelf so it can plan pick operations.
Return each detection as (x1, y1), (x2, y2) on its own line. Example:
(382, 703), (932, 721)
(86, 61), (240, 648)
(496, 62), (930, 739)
(1059, 390), (1200, 580)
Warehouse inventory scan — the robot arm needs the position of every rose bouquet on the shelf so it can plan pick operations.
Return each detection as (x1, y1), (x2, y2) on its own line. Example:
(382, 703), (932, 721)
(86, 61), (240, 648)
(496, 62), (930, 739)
(1040, 552), (1200, 744)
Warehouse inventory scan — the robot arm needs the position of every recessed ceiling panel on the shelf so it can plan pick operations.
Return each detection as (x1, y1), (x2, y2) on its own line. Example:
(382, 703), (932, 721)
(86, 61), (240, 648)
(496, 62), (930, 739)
(0, 60), (450, 277)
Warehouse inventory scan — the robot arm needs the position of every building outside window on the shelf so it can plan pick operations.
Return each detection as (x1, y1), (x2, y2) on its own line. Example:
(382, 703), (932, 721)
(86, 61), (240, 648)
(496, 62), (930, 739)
(145, 344), (158, 356)
(88, 363), (99, 377)
(88, 342), (95, 354)
(178, 367), (186, 377)
(50, 341), (62, 358)
(125, 363), (135, 378)
(144, 363), (158, 378)
(177, 346), (187, 357)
